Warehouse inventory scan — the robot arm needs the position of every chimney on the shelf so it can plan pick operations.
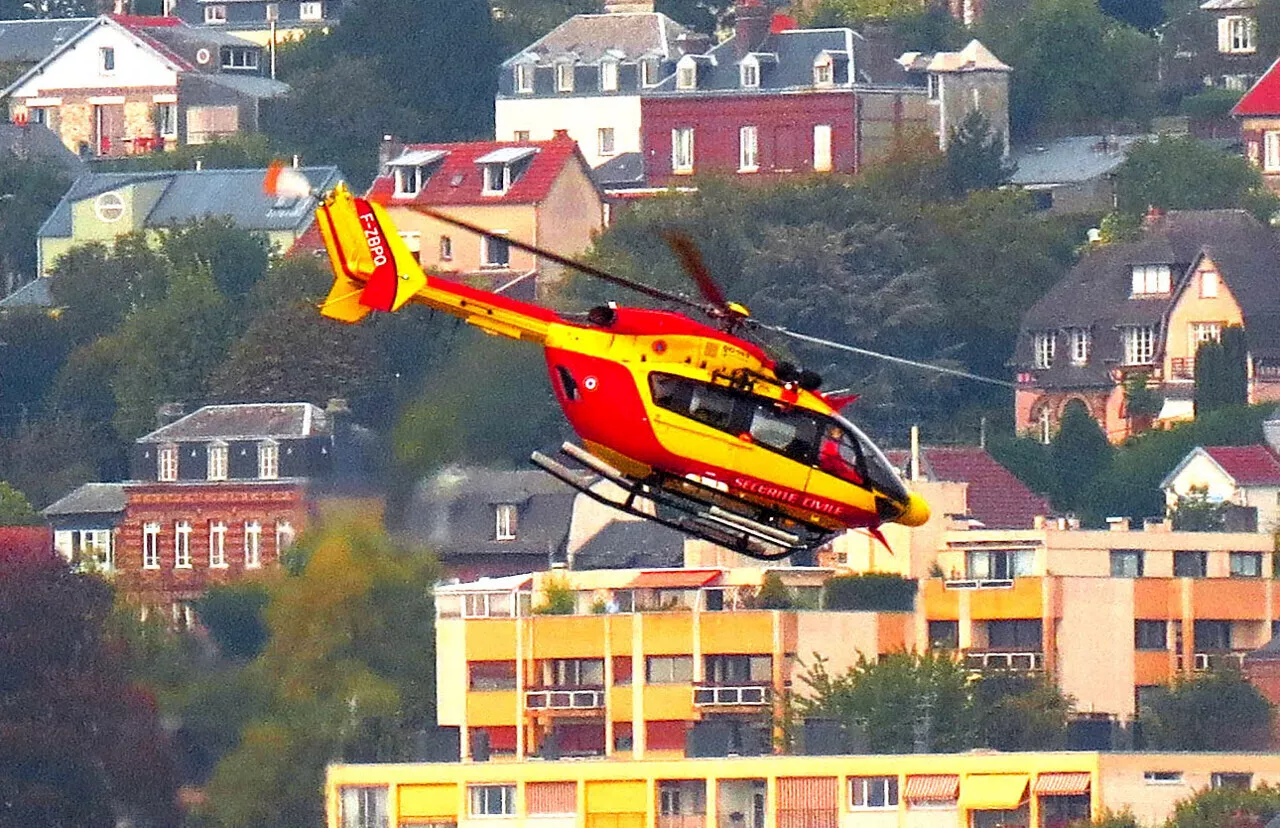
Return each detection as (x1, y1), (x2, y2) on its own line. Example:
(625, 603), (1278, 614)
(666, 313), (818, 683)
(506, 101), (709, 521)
(1106, 516), (1131, 532)
(291, 154), (300, 168)
(378, 135), (403, 177)
(552, 129), (569, 140)
(156, 402), (186, 429)
(1142, 205), (1164, 228)
(734, 0), (771, 57)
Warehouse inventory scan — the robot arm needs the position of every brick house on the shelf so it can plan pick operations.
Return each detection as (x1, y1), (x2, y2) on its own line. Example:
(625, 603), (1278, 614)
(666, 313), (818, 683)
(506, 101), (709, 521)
(2, 15), (287, 158)
(1013, 210), (1280, 443)
(1234, 57), (1280, 189)
(1165, 0), (1268, 96)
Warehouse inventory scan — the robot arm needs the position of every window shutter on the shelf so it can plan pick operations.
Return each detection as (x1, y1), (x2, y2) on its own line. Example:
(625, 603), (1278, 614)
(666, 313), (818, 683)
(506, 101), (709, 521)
(1219, 17), (1232, 52)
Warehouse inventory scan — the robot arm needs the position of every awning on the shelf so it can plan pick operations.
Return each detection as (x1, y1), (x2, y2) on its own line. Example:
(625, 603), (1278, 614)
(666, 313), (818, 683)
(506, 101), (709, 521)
(959, 775), (1029, 810)
(387, 149), (447, 167)
(906, 775), (960, 801)
(437, 574), (533, 594)
(475, 146), (538, 165)
(629, 569), (722, 589)
(1034, 773), (1091, 796)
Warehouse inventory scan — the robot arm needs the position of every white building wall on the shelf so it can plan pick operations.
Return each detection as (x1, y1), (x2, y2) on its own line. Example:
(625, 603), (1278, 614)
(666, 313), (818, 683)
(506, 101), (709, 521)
(495, 95), (642, 168)
(11, 24), (178, 97)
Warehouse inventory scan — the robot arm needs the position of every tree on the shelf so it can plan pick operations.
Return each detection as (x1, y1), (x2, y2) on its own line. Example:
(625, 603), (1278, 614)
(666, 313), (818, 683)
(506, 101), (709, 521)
(1169, 486), (1228, 531)
(46, 234), (170, 347)
(0, 307), (72, 426)
(945, 110), (1015, 197)
(197, 582), (272, 661)
(0, 416), (108, 509)
(1141, 671), (1273, 751)
(0, 555), (179, 827)
(1113, 136), (1280, 221)
(1195, 326), (1248, 417)
(1165, 784), (1280, 828)
(0, 151), (72, 288)
(160, 217), (271, 301)
(0, 480), (38, 524)
(1123, 372), (1162, 422)
(972, 673), (1072, 750)
(1049, 399), (1112, 514)
(756, 572), (795, 609)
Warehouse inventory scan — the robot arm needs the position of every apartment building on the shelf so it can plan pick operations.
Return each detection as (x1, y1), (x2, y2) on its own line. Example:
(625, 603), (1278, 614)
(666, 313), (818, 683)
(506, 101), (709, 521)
(435, 567), (915, 762)
(327, 750), (1280, 828)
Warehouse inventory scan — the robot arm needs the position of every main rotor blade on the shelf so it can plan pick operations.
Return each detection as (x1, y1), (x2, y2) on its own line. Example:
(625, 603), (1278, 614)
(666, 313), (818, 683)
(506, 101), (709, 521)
(413, 206), (707, 311)
(662, 230), (729, 312)
(753, 322), (1016, 388)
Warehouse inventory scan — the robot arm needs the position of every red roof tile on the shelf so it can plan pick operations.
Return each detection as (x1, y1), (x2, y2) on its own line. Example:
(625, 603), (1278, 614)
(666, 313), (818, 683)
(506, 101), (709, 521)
(366, 134), (587, 207)
(1234, 57), (1280, 116)
(1204, 445), (1280, 486)
(886, 446), (1051, 529)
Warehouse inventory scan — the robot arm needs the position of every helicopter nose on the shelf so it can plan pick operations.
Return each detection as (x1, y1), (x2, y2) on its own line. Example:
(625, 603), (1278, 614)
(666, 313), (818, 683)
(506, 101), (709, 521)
(895, 491), (931, 527)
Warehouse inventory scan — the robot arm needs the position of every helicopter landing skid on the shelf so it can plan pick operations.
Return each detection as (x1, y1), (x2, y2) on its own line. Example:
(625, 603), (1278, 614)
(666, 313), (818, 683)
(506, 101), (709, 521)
(531, 442), (830, 561)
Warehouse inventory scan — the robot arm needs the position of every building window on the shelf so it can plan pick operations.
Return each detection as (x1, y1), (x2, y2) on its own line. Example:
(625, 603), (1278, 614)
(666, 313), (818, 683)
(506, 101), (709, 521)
(143, 522), (160, 569)
(850, 776), (899, 809)
(927, 74), (940, 100)
(515, 63), (534, 93)
(1122, 326), (1156, 365)
(642, 58), (659, 86)
(598, 127), (616, 157)
(276, 520), (295, 552)
(704, 654), (771, 684)
(157, 444), (179, 481)
(299, 0), (322, 19)
(100, 46), (115, 72)
(258, 441), (279, 479)
(174, 521), (192, 568)
(928, 620), (959, 649)
(339, 786), (388, 828)
(543, 658), (605, 687)
(814, 54), (833, 86)
(482, 163), (512, 194)
(1266, 132), (1280, 173)
(210, 521), (227, 568)
(439, 235), (452, 261)
(469, 784), (516, 816)
(1144, 771), (1183, 785)
(967, 548), (1034, 580)
(556, 62), (574, 93)
(676, 61), (697, 90)
(513, 130), (530, 142)
(988, 618), (1043, 650)
(394, 166), (423, 197)
(1110, 549), (1144, 577)
(1220, 15), (1256, 54)
(1231, 551), (1262, 578)
(1135, 620), (1167, 650)
(1190, 322), (1221, 355)
(156, 102), (177, 138)
(1131, 264), (1172, 295)
(1174, 550), (1208, 578)
(265, 2), (278, 20)
(1070, 328), (1090, 365)
(204, 4), (226, 23)
(1201, 270), (1220, 298)
(1033, 332), (1055, 369)
(672, 127), (694, 173)
(740, 59), (759, 88)
(1212, 773), (1253, 790)
(27, 106), (49, 126)
(482, 234), (511, 268)
(739, 125), (758, 171)
(600, 59), (618, 92)
(221, 47), (259, 70)
(813, 124), (832, 172)
(495, 504), (517, 540)
(646, 655), (693, 683)
(244, 521), (262, 568)
(207, 442), (228, 480)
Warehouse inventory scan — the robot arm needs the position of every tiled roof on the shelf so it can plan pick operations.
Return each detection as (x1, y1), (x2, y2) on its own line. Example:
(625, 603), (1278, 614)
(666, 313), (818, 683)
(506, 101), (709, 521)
(0, 17), (93, 63)
(42, 482), (126, 516)
(367, 134), (588, 207)
(922, 39), (1010, 73)
(573, 519), (685, 570)
(113, 14), (195, 70)
(1234, 56), (1280, 116)
(0, 276), (53, 309)
(505, 12), (695, 64)
(138, 402), (329, 443)
(1204, 445), (1280, 486)
(885, 446), (1050, 529)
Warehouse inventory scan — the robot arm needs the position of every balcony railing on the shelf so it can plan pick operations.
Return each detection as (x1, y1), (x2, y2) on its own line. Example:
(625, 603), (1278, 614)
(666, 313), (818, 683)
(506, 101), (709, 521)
(658, 815), (707, 828)
(525, 689), (605, 710)
(1170, 358), (1195, 380)
(963, 651), (1045, 672)
(693, 684), (771, 706)
(944, 578), (1014, 591)
(1176, 651), (1247, 672)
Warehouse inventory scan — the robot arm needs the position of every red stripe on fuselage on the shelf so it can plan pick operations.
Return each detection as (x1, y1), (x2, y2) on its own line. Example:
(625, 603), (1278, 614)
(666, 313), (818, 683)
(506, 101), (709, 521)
(355, 198), (398, 311)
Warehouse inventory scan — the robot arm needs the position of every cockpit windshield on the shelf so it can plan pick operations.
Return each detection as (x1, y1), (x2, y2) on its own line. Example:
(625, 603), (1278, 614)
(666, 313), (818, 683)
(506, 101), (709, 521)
(825, 414), (908, 502)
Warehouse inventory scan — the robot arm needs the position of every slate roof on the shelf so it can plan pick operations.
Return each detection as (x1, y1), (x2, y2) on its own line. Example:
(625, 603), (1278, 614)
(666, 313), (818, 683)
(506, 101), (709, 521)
(1201, 0), (1257, 9)
(885, 446), (1050, 529)
(1009, 135), (1145, 186)
(592, 151), (646, 188)
(403, 467), (576, 562)
(0, 277), (53, 309)
(195, 72), (290, 98)
(504, 12), (695, 65)
(0, 122), (87, 174)
(42, 482), (126, 517)
(138, 402), (330, 443)
(572, 519), (685, 570)
(1234, 56), (1280, 117)
(367, 134), (591, 207)
(1016, 210), (1280, 382)
(39, 166), (342, 239)
(650, 28), (865, 93)
(0, 17), (93, 62)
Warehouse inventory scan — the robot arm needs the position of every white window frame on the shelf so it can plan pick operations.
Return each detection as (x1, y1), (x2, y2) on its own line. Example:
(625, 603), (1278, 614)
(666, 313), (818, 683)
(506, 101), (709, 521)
(739, 125), (759, 172)
(1123, 326), (1156, 365)
(100, 46), (115, 72)
(814, 54), (834, 86)
(1034, 331), (1055, 369)
(339, 785), (389, 828)
(244, 521), (262, 569)
(482, 163), (512, 195)
(515, 63), (534, 94)
(672, 127), (694, 174)
(394, 166), (423, 198)
(1221, 15), (1256, 54)
(513, 130), (530, 142)
(1201, 270), (1220, 298)
(210, 521), (227, 568)
(600, 59), (618, 92)
(482, 233), (511, 268)
(143, 522), (161, 569)
(299, 0), (322, 20)
(1070, 328), (1090, 365)
(555, 62), (574, 93)
(740, 58), (759, 88)
(496, 504), (517, 540)
(207, 442), (228, 481)
(175, 521), (192, 569)
(440, 235), (453, 261)
(469, 784), (516, 816)
(598, 126), (616, 157)
(204, 4), (226, 23)
(158, 444), (178, 482)
(927, 74), (940, 100)
(1131, 264), (1172, 295)
(1265, 131), (1280, 173)
(1190, 321), (1222, 353)
(813, 124), (832, 172)
(221, 47), (259, 71)
(258, 440), (279, 480)
(676, 59), (697, 90)
(276, 520), (295, 552)
(156, 102), (177, 139)
(77, 529), (113, 571)
(265, 2), (278, 21)
(850, 776), (899, 809)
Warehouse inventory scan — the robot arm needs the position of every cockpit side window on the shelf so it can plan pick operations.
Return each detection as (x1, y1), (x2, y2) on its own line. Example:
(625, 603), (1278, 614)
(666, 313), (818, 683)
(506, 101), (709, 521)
(818, 425), (865, 484)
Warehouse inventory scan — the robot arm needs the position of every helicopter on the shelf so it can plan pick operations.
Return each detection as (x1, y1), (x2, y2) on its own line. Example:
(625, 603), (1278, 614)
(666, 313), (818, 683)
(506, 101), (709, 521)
(299, 175), (932, 560)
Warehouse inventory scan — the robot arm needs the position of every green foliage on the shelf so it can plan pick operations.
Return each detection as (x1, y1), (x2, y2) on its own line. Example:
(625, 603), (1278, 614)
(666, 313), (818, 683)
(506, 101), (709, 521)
(798, 0), (927, 27)
(0, 480), (38, 525)
(47, 234), (169, 346)
(1165, 784), (1280, 828)
(822, 573), (916, 611)
(0, 307), (72, 424)
(160, 217), (271, 300)
(534, 576), (576, 615)
(945, 111), (1016, 197)
(197, 583), (272, 661)
(1097, 210), (1142, 244)
(1141, 671), (1273, 752)
(1098, 0), (1163, 31)
(1179, 88), (1245, 119)
(1169, 486), (1228, 532)
(1074, 810), (1140, 828)
(756, 572), (795, 609)
(0, 150), (72, 282)
(1113, 136), (1280, 222)
(973, 673), (1073, 750)
(1050, 400), (1113, 514)
(1195, 326), (1248, 416)
(1124, 372), (1163, 419)
(0, 416), (108, 509)
(493, 0), (603, 54)
(92, 134), (275, 173)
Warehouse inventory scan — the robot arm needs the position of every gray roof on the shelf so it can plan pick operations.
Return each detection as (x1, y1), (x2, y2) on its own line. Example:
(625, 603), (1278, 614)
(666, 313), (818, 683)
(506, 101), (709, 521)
(593, 152), (646, 188)
(1009, 135), (1147, 186)
(0, 277), (53, 309)
(196, 71), (290, 98)
(573, 519), (685, 570)
(42, 482), (126, 517)
(505, 12), (695, 65)
(1200, 0), (1257, 9)
(139, 402), (330, 443)
(146, 21), (254, 47)
(0, 17), (93, 62)
(40, 166), (342, 239)
(0, 122), (87, 175)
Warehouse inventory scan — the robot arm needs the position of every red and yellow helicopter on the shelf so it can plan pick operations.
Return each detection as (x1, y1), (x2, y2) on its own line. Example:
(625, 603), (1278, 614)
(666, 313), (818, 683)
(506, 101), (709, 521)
(297, 174), (931, 560)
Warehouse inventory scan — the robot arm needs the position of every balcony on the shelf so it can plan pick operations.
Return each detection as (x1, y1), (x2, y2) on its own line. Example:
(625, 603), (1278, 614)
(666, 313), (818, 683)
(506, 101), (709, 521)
(1176, 651), (1247, 672)
(693, 684), (771, 706)
(944, 579), (1014, 591)
(963, 650), (1045, 672)
(525, 688), (605, 710)
(1170, 358), (1195, 380)
(658, 816), (706, 828)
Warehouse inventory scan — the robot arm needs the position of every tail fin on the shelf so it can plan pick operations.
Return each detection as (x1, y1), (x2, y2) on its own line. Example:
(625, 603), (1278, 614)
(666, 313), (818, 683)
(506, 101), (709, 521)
(315, 183), (428, 323)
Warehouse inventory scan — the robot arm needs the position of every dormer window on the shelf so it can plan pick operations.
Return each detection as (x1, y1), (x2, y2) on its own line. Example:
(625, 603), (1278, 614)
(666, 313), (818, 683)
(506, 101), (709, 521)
(258, 440), (279, 480)
(600, 59), (619, 92)
(927, 74), (940, 100)
(476, 146), (537, 196)
(221, 47), (259, 70)
(814, 54), (834, 87)
(641, 57), (659, 87)
(1131, 264), (1172, 296)
(496, 504), (517, 540)
(204, 3), (226, 23)
(676, 56), (698, 90)
(299, 1), (322, 20)
(1219, 15), (1256, 54)
(1033, 332), (1055, 369)
(207, 441), (228, 480)
(556, 62), (574, 93)
(158, 444), (178, 482)
(515, 63), (534, 94)
(388, 149), (447, 198)
(1070, 328), (1091, 366)
(740, 57), (760, 88)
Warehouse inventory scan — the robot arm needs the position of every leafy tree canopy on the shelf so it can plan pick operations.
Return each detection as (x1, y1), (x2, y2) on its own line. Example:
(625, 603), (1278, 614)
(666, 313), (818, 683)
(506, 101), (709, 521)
(1166, 784), (1280, 828)
(946, 111), (1016, 197)
(1113, 136), (1280, 221)
(972, 673), (1073, 751)
(1142, 671), (1273, 752)
(0, 150), (72, 285)
(0, 480), (38, 525)
(1194, 325), (1248, 417)
(1098, 0), (1163, 31)
(1049, 399), (1112, 515)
